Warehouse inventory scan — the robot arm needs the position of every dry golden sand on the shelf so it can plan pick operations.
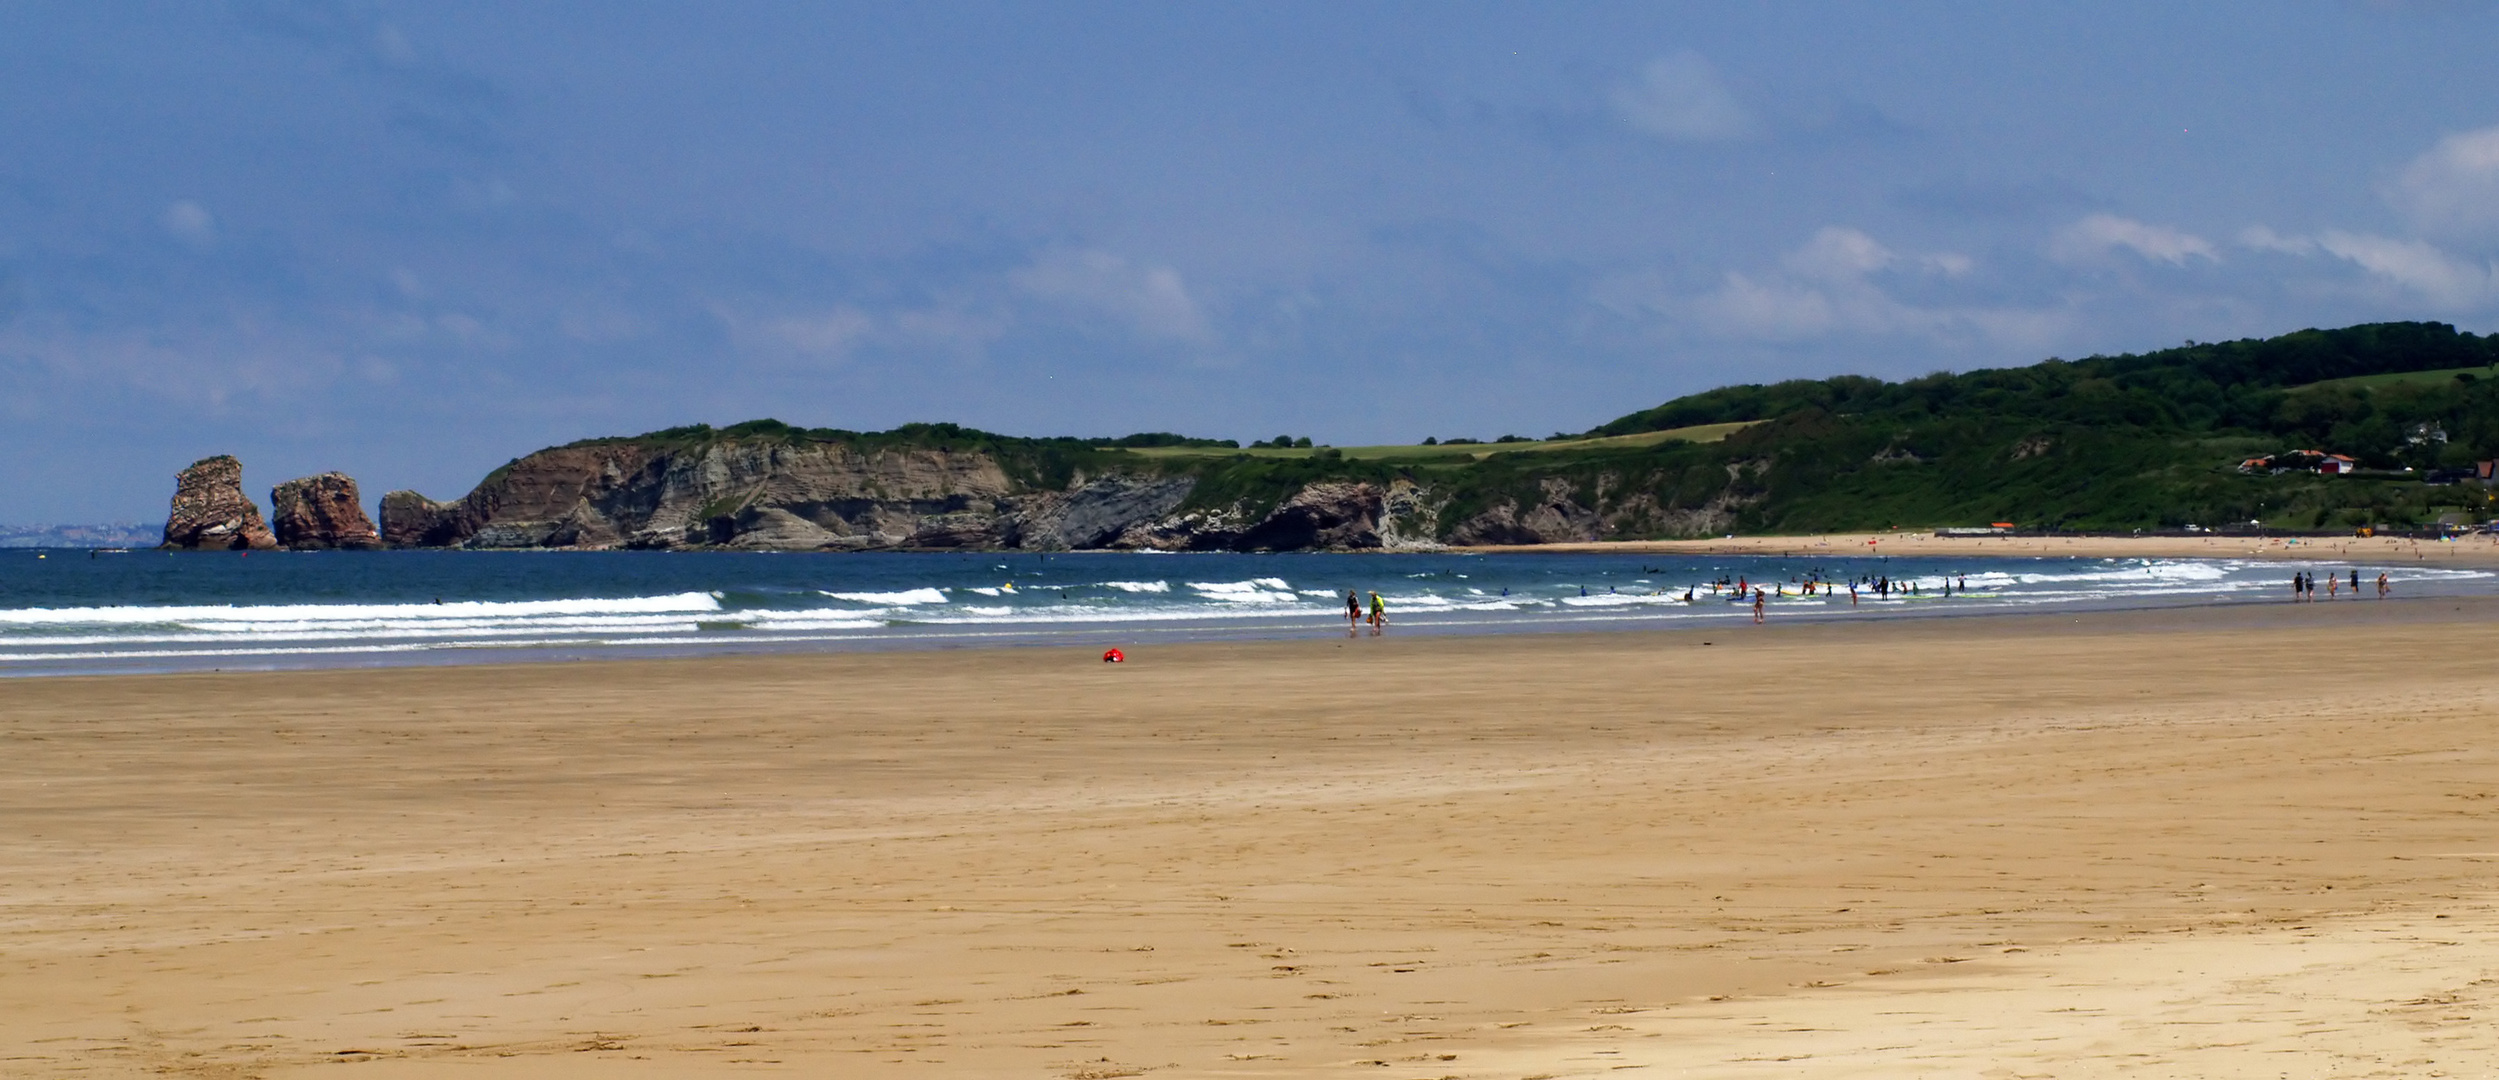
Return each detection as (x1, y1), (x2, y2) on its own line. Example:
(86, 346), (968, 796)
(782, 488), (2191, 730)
(1469, 529), (2499, 567)
(6, 599), (2499, 1078)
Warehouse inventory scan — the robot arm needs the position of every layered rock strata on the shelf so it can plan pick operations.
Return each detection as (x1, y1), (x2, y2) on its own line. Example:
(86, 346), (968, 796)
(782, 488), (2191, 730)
(161, 455), (279, 551)
(271, 472), (383, 550)
(376, 440), (1456, 553)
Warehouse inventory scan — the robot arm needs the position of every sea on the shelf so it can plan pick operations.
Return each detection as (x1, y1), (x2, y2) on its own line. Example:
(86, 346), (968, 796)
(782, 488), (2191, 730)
(0, 547), (2487, 676)
(4, 547), (2479, 675)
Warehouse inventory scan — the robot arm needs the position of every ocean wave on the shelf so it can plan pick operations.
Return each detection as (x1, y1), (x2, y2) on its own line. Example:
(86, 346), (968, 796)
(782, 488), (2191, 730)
(823, 587), (948, 606)
(8, 553), (2485, 673)
(1187, 578), (1298, 603)
(0, 592), (724, 626)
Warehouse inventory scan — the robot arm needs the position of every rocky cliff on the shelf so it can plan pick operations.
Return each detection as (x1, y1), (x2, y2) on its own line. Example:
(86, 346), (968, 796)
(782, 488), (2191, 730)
(168, 423), (1757, 554)
(271, 472), (382, 550)
(376, 433), (1456, 553)
(161, 455), (279, 550)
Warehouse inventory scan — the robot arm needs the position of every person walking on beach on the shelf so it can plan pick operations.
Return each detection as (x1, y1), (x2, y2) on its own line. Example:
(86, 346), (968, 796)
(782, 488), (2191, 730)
(2350, 569), (2360, 595)
(2378, 572), (2391, 598)
(1345, 590), (1361, 626)
(1368, 591), (1387, 629)
(1752, 588), (1766, 624)
(2290, 572), (2303, 602)
(2328, 573), (2340, 599)
(1848, 582), (1858, 606)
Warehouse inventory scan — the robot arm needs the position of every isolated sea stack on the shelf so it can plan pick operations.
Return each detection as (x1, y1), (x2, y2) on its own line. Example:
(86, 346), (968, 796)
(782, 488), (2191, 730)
(161, 455), (279, 550)
(271, 472), (383, 550)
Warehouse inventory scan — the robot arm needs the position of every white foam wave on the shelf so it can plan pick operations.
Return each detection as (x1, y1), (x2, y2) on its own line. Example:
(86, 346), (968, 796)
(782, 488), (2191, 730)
(1099, 580), (1171, 593)
(1187, 578), (1298, 603)
(0, 592), (723, 627)
(824, 587), (948, 606)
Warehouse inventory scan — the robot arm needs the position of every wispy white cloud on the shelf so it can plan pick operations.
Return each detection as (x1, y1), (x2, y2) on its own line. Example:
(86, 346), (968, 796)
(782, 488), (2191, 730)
(161, 201), (217, 248)
(1009, 249), (1209, 342)
(2049, 213), (2218, 266)
(1614, 226), (2063, 347)
(1781, 225), (1894, 279)
(721, 301), (1007, 366)
(1610, 52), (1753, 142)
(2388, 125), (2499, 239)
(2238, 224), (2497, 308)
(2314, 230), (2495, 308)
(0, 318), (352, 412)
(763, 306), (874, 356)
(2235, 224), (2315, 255)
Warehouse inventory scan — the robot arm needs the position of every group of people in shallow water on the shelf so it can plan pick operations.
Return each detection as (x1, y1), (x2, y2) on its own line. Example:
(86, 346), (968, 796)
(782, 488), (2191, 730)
(1340, 563), (2403, 635)
(1688, 571), (1973, 622)
(2293, 569), (2391, 601)
(1344, 590), (1387, 633)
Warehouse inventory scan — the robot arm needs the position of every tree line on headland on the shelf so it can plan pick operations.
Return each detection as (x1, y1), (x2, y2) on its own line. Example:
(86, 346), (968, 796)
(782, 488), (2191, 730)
(160, 321), (2499, 551)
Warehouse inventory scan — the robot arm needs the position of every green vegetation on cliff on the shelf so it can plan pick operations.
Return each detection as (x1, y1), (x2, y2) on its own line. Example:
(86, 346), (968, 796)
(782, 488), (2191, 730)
(1570, 321), (2499, 532)
(552, 321), (2499, 537)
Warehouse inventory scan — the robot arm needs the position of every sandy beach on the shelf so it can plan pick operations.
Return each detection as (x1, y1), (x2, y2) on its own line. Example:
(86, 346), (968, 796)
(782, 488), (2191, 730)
(1464, 530), (2499, 567)
(7, 598), (2499, 1078)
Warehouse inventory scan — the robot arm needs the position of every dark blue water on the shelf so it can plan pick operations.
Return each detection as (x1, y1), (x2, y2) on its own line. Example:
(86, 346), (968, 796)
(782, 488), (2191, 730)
(0, 547), (2479, 676)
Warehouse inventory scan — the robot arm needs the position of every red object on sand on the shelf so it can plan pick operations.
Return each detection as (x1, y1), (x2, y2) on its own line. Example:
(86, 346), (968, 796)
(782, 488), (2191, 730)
(1102, 648), (1125, 663)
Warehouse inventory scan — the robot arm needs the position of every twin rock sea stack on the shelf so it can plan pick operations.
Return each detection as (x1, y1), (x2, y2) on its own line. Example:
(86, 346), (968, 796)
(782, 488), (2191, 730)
(161, 456), (380, 551)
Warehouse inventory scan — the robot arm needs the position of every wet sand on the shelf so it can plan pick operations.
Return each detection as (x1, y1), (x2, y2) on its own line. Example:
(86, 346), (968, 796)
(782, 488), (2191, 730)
(6, 597), (2499, 1077)
(1469, 530), (2499, 566)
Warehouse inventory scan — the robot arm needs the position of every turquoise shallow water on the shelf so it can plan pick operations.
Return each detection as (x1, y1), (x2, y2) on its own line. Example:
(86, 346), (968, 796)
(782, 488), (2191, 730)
(0, 548), (2484, 675)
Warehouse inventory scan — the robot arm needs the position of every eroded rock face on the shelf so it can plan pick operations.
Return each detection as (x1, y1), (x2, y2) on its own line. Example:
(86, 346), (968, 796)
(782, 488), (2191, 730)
(271, 472), (382, 550)
(161, 455), (278, 550)
(379, 490), (473, 548)
(384, 439), (1185, 552)
(1447, 477), (1601, 545)
(1238, 482), (1387, 551)
(1007, 476), (1196, 550)
(376, 433), (1530, 552)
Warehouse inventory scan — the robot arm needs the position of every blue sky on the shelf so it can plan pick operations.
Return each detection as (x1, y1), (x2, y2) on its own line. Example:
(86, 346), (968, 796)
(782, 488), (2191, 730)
(7, 1), (2499, 520)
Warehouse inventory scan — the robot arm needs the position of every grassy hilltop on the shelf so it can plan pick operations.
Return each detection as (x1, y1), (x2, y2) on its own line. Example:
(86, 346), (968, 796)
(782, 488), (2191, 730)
(569, 321), (2499, 536)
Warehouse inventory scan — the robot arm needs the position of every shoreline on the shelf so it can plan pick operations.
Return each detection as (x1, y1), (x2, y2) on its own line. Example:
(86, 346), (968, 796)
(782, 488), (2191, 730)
(1457, 529), (2499, 565)
(9, 566), (2490, 680)
(10, 539), (2496, 679)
